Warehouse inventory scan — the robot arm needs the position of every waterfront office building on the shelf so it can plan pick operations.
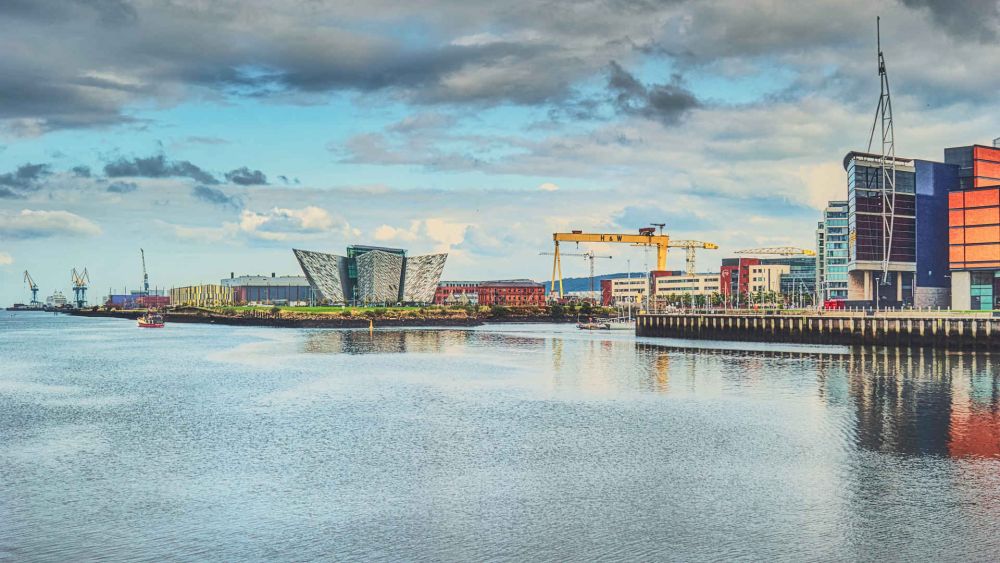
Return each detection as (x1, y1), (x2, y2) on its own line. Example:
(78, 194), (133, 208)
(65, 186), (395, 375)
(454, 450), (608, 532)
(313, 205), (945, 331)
(761, 257), (816, 300)
(843, 151), (953, 307)
(652, 272), (721, 296)
(294, 245), (447, 305)
(220, 274), (314, 305)
(816, 200), (849, 302)
(946, 143), (1000, 310)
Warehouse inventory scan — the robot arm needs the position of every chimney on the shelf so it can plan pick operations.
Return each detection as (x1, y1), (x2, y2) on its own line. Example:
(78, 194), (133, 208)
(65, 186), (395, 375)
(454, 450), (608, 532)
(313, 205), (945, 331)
(231, 272), (234, 279)
(271, 272), (276, 278)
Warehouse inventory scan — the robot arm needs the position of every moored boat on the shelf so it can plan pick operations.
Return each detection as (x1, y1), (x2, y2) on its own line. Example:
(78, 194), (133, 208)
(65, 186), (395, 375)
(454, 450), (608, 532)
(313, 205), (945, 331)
(137, 310), (165, 328)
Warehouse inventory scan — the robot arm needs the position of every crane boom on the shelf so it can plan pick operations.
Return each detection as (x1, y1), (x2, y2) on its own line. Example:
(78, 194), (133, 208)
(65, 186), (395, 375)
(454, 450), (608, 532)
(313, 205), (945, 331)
(141, 248), (149, 294)
(735, 247), (816, 257)
(23, 270), (39, 306)
(668, 240), (719, 276)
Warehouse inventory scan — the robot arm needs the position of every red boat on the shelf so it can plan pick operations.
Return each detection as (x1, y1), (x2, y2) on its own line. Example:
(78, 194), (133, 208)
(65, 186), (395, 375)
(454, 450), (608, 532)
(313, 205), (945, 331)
(137, 311), (165, 328)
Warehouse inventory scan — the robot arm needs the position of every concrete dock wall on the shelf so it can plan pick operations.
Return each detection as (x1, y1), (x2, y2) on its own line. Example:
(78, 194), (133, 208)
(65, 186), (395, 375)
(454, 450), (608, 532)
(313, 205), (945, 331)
(637, 313), (1000, 350)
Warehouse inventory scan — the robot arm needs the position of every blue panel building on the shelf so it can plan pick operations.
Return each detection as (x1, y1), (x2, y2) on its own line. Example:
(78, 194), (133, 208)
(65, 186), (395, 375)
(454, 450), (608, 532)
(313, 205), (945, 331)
(914, 160), (958, 307)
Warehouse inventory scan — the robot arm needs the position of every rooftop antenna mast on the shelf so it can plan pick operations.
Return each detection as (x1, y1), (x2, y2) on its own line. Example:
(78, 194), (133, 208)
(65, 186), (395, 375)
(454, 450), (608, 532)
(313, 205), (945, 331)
(866, 16), (896, 286)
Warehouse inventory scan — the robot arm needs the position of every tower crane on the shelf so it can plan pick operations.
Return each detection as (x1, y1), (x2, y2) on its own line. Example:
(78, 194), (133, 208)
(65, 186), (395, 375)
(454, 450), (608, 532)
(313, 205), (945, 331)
(71, 267), (90, 308)
(23, 270), (40, 307)
(539, 250), (612, 299)
(140, 248), (150, 295)
(735, 247), (816, 257)
(668, 240), (719, 276)
(550, 228), (670, 298)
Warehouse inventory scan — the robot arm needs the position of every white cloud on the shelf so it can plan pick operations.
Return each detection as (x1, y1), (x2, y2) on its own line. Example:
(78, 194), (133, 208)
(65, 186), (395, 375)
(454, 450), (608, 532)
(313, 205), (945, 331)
(0, 252), (12, 265)
(0, 209), (101, 239)
(371, 218), (469, 253)
(538, 182), (560, 192)
(239, 206), (342, 241)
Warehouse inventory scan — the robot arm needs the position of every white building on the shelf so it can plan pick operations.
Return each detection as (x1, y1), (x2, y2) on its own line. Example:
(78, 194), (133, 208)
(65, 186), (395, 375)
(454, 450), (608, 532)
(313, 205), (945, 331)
(747, 264), (789, 294)
(653, 273), (721, 296)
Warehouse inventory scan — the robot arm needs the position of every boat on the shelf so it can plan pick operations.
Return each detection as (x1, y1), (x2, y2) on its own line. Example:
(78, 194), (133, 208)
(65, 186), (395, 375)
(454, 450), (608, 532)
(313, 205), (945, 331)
(605, 307), (636, 330)
(577, 321), (609, 330)
(137, 310), (165, 328)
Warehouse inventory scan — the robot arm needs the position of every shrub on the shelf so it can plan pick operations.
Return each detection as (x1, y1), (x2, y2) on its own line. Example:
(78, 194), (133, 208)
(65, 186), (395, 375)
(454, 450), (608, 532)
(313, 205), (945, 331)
(490, 305), (510, 318)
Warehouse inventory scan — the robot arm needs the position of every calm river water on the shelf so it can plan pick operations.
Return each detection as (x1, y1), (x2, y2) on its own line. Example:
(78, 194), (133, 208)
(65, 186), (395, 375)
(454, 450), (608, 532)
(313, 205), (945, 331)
(2, 313), (999, 561)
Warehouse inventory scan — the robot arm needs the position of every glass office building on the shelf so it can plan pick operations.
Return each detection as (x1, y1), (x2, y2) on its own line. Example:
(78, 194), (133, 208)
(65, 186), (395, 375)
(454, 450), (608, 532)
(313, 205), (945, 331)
(817, 200), (849, 302)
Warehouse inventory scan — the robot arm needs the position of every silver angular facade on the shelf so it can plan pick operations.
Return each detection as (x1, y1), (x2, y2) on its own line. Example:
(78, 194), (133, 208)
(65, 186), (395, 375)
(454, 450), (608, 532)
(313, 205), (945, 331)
(294, 246), (448, 304)
(293, 249), (349, 303)
(356, 250), (404, 304)
(402, 253), (448, 303)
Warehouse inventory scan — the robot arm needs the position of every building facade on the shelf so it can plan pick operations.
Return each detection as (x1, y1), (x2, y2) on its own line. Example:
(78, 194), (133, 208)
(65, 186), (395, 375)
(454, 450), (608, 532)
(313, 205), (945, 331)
(434, 281), (480, 305)
(220, 274), (314, 305)
(747, 264), (789, 294)
(477, 280), (545, 307)
(294, 246), (447, 305)
(946, 144), (1000, 310)
(653, 272), (720, 296)
(720, 257), (760, 302)
(170, 285), (234, 307)
(816, 200), (849, 302)
(845, 151), (917, 306)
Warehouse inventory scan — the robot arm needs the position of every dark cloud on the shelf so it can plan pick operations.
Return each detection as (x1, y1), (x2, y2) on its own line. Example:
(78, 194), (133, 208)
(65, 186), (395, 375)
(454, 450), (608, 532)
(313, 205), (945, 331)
(0, 163), (51, 198)
(192, 185), (241, 209)
(106, 181), (138, 193)
(104, 154), (217, 184)
(899, 0), (1000, 41)
(71, 165), (91, 177)
(224, 167), (268, 185)
(606, 61), (699, 125)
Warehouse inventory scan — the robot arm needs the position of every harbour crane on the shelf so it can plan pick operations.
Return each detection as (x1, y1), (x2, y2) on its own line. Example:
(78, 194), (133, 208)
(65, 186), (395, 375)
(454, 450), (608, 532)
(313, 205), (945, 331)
(23, 270), (40, 307)
(735, 247), (816, 257)
(140, 248), (149, 295)
(71, 267), (90, 308)
(668, 240), (719, 276)
(551, 229), (670, 298)
(539, 250), (612, 299)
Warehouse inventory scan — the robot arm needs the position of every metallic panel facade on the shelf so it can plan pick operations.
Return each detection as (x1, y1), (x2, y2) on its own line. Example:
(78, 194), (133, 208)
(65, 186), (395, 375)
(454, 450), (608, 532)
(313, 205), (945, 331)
(402, 253), (448, 303)
(356, 250), (404, 304)
(293, 249), (349, 303)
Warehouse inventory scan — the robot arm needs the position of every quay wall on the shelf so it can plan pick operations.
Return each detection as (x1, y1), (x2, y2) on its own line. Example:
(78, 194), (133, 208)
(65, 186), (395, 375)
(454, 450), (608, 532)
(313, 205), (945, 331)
(637, 313), (1000, 350)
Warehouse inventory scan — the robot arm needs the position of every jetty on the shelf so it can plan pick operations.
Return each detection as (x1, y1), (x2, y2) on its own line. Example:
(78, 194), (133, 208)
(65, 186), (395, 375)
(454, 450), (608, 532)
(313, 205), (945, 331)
(637, 312), (1000, 350)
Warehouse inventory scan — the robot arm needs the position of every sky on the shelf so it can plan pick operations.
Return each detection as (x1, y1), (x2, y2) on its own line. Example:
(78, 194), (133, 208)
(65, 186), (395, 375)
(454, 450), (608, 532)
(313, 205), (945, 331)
(1, 0), (1000, 304)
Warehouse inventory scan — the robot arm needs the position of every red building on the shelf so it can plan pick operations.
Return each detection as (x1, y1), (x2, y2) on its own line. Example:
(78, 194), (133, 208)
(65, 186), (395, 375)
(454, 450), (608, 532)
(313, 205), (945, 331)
(477, 280), (545, 307)
(600, 279), (613, 306)
(719, 258), (760, 299)
(433, 281), (480, 305)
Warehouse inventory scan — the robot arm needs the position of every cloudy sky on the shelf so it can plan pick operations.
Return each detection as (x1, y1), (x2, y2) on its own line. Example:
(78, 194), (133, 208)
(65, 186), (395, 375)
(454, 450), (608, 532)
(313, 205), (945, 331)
(1, 0), (999, 303)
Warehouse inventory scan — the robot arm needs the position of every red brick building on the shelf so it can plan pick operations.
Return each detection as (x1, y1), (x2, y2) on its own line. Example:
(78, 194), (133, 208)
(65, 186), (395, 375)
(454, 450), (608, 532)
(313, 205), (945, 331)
(433, 281), (480, 305)
(477, 280), (545, 307)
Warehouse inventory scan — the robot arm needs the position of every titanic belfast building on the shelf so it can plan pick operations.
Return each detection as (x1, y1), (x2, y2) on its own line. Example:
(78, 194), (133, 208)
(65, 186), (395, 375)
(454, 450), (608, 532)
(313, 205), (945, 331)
(294, 245), (447, 305)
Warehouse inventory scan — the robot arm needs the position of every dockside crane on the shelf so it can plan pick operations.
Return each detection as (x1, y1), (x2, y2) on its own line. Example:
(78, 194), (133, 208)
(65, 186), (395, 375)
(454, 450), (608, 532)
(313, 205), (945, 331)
(668, 240), (719, 276)
(140, 248), (150, 295)
(23, 270), (40, 307)
(539, 250), (612, 299)
(735, 247), (816, 257)
(71, 267), (90, 308)
(550, 228), (670, 298)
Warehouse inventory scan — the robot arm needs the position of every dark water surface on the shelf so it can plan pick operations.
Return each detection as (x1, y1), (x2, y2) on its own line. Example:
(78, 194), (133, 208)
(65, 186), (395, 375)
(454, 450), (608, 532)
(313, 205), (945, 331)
(2, 313), (999, 561)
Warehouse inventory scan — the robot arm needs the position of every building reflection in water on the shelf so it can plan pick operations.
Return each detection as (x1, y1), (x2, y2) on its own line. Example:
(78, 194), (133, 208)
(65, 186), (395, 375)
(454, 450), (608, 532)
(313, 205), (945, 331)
(635, 343), (1000, 459)
(300, 328), (999, 459)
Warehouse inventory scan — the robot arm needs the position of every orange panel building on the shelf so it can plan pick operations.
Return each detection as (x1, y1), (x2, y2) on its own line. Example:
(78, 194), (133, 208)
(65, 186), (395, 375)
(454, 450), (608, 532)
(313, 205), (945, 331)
(945, 144), (1000, 309)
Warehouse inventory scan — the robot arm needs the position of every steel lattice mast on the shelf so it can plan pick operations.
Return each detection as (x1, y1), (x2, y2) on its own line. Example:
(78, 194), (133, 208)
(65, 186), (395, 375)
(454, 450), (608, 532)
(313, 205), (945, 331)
(866, 16), (896, 286)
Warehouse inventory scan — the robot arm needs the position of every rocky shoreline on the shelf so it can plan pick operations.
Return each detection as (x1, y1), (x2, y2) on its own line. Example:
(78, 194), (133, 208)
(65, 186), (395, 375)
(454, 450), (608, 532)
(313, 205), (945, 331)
(67, 308), (577, 328)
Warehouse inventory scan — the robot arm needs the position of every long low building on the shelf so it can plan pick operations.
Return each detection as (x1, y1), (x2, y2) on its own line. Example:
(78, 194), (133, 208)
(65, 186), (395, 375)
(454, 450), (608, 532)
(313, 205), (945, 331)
(220, 273), (314, 305)
(169, 284), (234, 307)
(434, 280), (545, 307)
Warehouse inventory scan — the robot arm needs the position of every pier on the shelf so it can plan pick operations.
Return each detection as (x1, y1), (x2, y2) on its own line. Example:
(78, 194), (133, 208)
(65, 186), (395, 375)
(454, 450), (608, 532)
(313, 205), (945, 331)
(637, 313), (1000, 350)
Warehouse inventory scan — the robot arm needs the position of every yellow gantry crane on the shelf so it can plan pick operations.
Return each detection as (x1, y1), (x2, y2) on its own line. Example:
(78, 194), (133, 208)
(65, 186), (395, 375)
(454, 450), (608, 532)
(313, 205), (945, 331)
(735, 247), (816, 257)
(551, 228), (670, 299)
(669, 240), (719, 276)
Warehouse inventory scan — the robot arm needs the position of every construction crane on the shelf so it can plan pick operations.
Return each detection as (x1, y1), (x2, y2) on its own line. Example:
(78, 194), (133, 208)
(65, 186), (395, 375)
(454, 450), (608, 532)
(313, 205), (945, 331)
(71, 267), (90, 308)
(735, 247), (816, 257)
(140, 248), (150, 295)
(551, 229), (670, 298)
(539, 250), (612, 298)
(668, 240), (719, 276)
(23, 270), (39, 307)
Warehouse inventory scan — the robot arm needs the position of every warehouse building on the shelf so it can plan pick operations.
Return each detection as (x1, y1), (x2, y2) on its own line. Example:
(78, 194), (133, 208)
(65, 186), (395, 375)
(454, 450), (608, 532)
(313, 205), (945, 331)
(220, 273), (314, 305)
(477, 280), (545, 307)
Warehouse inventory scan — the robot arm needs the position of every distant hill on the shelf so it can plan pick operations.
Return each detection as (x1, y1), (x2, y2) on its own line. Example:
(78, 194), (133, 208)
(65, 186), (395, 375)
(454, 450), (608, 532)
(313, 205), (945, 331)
(542, 272), (642, 293)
